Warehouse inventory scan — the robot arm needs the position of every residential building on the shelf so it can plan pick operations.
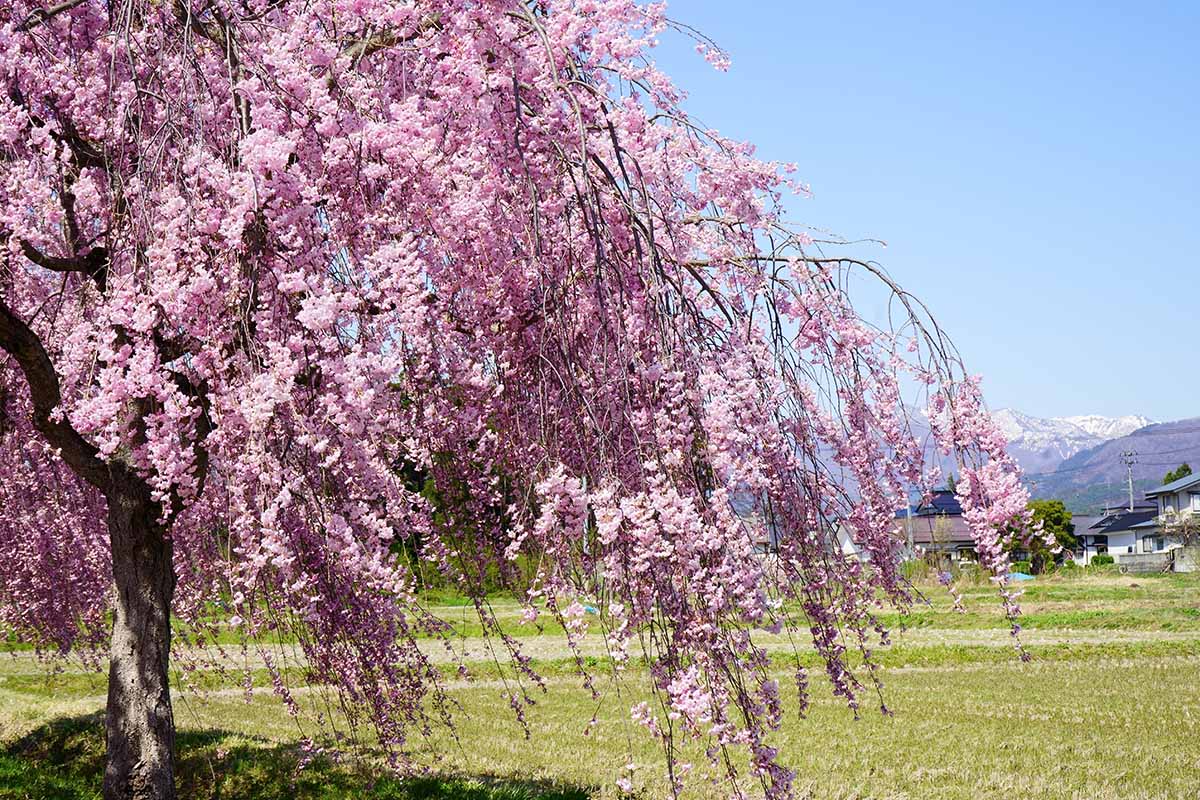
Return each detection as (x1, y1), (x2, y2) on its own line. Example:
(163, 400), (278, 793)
(1137, 472), (1200, 554)
(895, 489), (977, 563)
(1075, 502), (1157, 565)
(1071, 474), (1200, 568)
(826, 490), (976, 566)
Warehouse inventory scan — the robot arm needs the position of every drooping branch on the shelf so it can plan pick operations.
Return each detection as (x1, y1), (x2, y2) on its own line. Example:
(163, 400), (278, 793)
(173, 0), (252, 136)
(152, 329), (213, 514)
(0, 298), (112, 490)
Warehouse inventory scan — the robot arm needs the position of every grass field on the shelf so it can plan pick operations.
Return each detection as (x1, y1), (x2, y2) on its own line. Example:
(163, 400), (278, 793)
(3, 572), (1199, 799)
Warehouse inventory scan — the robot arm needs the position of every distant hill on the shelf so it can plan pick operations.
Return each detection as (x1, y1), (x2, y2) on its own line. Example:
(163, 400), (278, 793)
(992, 409), (1152, 475)
(1032, 477), (1161, 515)
(1027, 417), (1200, 513)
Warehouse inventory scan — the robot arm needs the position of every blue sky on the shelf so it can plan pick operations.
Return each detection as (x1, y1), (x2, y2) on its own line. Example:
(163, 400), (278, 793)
(654, 1), (1199, 422)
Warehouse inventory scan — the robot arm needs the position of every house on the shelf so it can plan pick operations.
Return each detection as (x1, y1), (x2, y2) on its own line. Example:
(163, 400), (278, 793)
(1146, 472), (1200, 517)
(895, 489), (977, 563)
(820, 490), (975, 566)
(1137, 472), (1200, 557)
(1071, 474), (1200, 569)
(1074, 502), (1158, 565)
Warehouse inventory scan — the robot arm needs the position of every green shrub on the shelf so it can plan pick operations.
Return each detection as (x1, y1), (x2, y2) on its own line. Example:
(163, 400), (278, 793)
(1090, 554), (1115, 566)
(1012, 560), (1033, 574)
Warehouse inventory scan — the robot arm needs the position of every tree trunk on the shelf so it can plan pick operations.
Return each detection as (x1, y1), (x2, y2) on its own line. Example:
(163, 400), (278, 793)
(102, 485), (178, 800)
(2, 289), (181, 799)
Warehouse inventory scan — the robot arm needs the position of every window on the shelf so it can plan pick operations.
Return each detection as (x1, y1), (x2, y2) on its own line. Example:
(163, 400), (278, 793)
(1127, 546), (1134, 554)
(1191, 493), (1200, 512)
(1143, 536), (1154, 553)
(1163, 497), (1175, 515)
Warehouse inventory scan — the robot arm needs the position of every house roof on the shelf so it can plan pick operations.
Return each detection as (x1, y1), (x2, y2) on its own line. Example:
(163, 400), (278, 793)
(898, 514), (975, 546)
(888, 490), (975, 546)
(1088, 510), (1158, 534)
(1144, 473), (1200, 498)
(1131, 518), (1160, 530)
(1100, 501), (1156, 515)
(893, 490), (964, 519)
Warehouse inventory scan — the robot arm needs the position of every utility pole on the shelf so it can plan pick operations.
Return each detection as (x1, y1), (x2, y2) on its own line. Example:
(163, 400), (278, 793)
(1120, 450), (1138, 511)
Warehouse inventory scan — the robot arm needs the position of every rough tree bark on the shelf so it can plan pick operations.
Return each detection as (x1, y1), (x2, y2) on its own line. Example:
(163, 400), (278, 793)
(0, 299), (179, 799)
(102, 484), (178, 800)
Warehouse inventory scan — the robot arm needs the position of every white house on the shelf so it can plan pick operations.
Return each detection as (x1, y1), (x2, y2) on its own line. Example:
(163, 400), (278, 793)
(1073, 473), (1200, 569)
(1074, 502), (1158, 565)
(1138, 472), (1200, 555)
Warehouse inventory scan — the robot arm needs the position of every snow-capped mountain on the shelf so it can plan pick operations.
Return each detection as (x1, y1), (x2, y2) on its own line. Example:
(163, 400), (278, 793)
(1058, 414), (1154, 441)
(991, 409), (1153, 475)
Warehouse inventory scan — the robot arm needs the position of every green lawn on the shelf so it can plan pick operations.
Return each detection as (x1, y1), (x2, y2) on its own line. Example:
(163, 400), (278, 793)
(3, 572), (1200, 799)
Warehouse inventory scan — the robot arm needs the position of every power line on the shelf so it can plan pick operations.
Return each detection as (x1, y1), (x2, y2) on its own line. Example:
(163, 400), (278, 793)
(1019, 445), (1200, 479)
(1022, 456), (1199, 480)
(1128, 443), (1200, 457)
(1125, 425), (1200, 437)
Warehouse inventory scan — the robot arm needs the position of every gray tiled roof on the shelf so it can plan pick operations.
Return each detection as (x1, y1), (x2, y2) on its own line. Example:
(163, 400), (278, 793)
(1144, 472), (1200, 498)
(1090, 509), (1158, 534)
(897, 514), (975, 546)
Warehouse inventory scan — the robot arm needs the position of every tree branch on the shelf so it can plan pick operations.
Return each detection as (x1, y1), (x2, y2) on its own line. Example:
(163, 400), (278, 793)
(152, 329), (201, 364)
(54, 115), (106, 171)
(15, 0), (87, 33)
(7, 86), (108, 172)
(0, 297), (112, 490)
(151, 329), (213, 516)
(173, 0), (252, 135)
(341, 14), (442, 64)
(165, 368), (212, 520)
(6, 234), (108, 291)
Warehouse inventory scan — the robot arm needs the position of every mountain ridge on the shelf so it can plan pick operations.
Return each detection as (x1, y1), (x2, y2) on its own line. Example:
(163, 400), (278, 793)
(1058, 414), (1156, 440)
(991, 409), (1153, 476)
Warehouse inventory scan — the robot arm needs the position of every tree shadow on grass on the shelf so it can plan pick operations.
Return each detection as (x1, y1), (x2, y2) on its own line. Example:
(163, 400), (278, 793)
(0, 713), (593, 800)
